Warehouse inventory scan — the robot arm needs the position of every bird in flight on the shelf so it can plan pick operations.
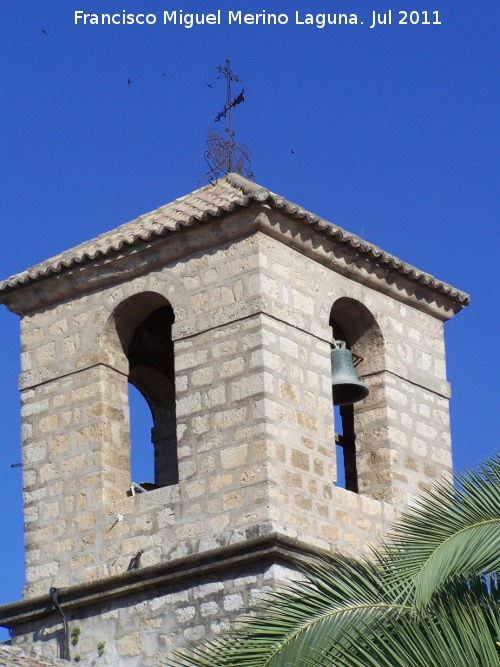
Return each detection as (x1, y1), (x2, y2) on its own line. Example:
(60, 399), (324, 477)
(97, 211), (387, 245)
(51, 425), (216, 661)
(128, 78), (132, 86)
(206, 83), (213, 89)
(41, 29), (47, 36)
(162, 73), (166, 77)
(291, 149), (295, 154)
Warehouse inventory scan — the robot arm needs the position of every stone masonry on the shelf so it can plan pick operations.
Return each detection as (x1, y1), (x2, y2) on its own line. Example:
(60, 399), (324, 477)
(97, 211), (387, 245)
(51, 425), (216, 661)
(0, 174), (469, 665)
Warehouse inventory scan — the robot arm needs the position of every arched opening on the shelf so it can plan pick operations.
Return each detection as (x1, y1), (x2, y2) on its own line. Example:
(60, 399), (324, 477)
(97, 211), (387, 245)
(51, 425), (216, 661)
(114, 294), (178, 490)
(129, 384), (155, 486)
(333, 404), (358, 493)
(330, 298), (384, 494)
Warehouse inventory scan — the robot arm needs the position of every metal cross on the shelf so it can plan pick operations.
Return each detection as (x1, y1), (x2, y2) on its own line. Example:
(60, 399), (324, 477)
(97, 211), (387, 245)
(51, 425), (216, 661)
(199, 59), (253, 185)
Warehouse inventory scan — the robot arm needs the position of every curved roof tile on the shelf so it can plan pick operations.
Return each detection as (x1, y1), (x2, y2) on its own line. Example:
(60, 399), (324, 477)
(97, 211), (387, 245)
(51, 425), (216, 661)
(0, 173), (470, 307)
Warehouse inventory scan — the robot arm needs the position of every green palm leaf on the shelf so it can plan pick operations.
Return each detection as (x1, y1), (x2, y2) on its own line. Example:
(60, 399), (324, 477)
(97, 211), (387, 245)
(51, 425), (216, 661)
(168, 556), (410, 667)
(166, 454), (500, 667)
(327, 591), (500, 667)
(384, 456), (500, 607)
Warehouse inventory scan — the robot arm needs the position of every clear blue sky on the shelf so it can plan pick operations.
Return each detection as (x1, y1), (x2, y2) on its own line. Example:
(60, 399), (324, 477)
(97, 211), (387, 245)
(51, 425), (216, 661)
(0, 0), (498, 640)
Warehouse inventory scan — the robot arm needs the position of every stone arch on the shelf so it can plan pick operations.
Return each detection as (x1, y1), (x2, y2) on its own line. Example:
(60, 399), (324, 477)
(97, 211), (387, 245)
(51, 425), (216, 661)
(329, 298), (385, 496)
(329, 297), (385, 375)
(110, 291), (179, 489)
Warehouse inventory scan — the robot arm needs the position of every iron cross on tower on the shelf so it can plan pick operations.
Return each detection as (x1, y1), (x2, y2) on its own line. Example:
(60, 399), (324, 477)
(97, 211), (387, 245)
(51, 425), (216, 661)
(202, 59), (253, 183)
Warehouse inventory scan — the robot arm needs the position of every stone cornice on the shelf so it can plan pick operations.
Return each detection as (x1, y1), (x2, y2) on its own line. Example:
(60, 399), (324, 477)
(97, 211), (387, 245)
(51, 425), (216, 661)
(0, 174), (469, 319)
(0, 203), (464, 322)
(0, 534), (322, 629)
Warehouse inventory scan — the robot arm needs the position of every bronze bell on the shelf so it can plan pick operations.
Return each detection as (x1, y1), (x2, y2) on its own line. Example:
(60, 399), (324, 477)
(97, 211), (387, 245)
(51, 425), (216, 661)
(331, 340), (369, 406)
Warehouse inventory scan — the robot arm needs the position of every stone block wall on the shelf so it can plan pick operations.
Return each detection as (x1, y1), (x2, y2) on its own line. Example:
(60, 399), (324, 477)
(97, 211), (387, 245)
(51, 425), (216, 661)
(11, 562), (306, 666)
(4, 203), (455, 664)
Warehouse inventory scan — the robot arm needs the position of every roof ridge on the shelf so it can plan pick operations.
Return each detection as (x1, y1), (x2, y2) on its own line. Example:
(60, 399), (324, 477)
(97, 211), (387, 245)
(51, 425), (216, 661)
(224, 172), (270, 201)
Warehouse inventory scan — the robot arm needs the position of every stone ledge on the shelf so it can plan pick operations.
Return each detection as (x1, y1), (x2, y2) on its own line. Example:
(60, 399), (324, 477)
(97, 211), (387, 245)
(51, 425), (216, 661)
(1, 207), (466, 321)
(0, 534), (324, 629)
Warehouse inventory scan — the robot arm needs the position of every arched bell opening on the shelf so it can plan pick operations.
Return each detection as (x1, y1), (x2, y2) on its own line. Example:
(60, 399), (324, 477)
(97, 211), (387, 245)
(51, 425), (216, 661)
(329, 318), (360, 493)
(114, 294), (178, 491)
(129, 384), (155, 486)
(330, 298), (384, 494)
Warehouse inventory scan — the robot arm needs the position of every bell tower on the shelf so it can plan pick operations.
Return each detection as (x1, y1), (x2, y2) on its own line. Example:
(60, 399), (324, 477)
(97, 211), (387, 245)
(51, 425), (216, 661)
(0, 175), (468, 665)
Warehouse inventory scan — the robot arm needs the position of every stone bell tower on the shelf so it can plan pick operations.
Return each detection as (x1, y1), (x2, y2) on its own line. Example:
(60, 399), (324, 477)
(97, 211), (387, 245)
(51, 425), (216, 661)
(0, 174), (468, 665)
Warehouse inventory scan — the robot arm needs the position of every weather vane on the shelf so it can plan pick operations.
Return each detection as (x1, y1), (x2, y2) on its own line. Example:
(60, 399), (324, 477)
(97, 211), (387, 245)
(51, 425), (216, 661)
(199, 59), (253, 185)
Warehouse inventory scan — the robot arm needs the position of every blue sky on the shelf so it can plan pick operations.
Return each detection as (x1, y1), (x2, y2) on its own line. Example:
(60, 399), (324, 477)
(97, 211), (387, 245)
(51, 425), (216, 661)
(0, 0), (498, 640)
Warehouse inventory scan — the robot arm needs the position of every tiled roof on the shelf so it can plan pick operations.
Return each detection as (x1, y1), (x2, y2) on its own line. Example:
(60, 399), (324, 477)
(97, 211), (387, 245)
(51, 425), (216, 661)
(0, 645), (68, 666)
(0, 173), (469, 307)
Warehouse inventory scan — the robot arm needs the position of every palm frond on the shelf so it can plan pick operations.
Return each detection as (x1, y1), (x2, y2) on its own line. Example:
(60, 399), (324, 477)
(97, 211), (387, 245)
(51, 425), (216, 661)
(166, 454), (500, 667)
(325, 591), (500, 667)
(384, 454), (500, 606)
(167, 556), (411, 667)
